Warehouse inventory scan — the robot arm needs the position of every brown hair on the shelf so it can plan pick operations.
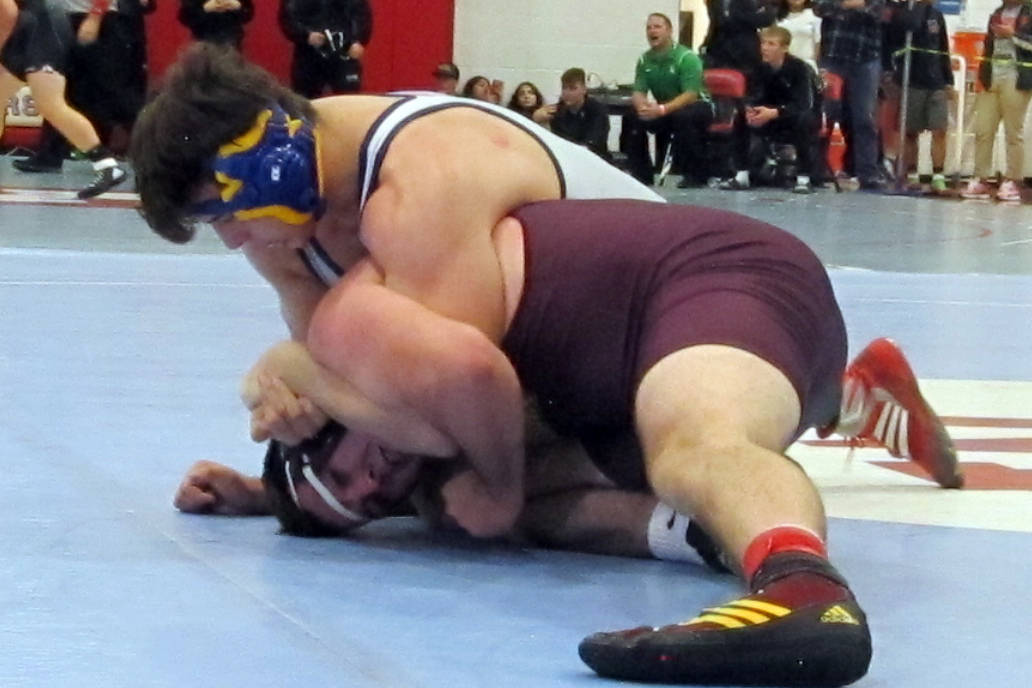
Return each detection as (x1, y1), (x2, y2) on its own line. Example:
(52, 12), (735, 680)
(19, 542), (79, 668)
(561, 68), (586, 88)
(129, 43), (315, 243)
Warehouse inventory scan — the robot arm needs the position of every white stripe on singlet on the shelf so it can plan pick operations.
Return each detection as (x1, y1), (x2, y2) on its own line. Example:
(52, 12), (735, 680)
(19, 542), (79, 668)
(300, 92), (664, 286)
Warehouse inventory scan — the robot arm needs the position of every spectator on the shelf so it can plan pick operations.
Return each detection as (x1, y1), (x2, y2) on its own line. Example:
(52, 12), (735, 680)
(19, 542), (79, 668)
(14, 0), (154, 172)
(279, 0), (372, 98)
(778, 0), (821, 69)
(178, 0), (253, 49)
(547, 68), (611, 160)
(814, 0), (886, 190)
(702, 0), (778, 88)
(961, 0), (1032, 202)
(462, 75), (493, 101)
(721, 25), (820, 192)
(622, 12), (714, 187)
(431, 61), (459, 94)
(895, 0), (953, 193)
(507, 81), (544, 119)
(1, 0), (127, 197)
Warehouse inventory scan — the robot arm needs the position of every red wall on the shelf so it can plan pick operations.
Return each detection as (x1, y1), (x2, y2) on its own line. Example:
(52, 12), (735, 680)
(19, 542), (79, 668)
(145, 0), (454, 92)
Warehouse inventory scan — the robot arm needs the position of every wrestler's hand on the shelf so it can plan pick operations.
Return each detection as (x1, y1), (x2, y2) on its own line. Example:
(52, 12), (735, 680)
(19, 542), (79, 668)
(173, 460), (269, 515)
(248, 374), (328, 445)
(440, 467), (522, 538)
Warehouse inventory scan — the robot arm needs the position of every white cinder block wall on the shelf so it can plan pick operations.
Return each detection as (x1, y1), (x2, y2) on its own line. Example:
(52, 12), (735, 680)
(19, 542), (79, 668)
(453, 0), (680, 104)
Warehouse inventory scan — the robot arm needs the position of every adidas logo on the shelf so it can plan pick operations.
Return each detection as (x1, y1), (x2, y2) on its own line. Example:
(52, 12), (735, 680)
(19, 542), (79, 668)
(820, 605), (859, 625)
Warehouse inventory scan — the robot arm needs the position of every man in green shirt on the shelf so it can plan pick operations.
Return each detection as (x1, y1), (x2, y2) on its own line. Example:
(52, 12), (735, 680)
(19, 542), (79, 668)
(622, 12), (714, 187)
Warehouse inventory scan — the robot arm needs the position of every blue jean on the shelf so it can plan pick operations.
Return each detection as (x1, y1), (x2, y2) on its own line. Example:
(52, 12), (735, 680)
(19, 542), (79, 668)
(822, 58), (881, 182)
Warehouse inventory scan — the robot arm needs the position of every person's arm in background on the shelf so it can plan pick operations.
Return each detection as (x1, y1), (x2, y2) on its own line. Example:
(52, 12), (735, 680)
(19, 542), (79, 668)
(631, 55), (651, 111)
(662, 50), (705, 113)
(348, 0), (372, 59)
(1, 0), (18, 48)
(729, 0), (778, 29)
(582, 99), (611, 157)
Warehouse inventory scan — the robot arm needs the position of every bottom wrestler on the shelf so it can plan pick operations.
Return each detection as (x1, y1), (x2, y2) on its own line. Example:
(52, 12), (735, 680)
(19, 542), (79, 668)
(0, 0), (126, 198)
(194, 199), (961, 686)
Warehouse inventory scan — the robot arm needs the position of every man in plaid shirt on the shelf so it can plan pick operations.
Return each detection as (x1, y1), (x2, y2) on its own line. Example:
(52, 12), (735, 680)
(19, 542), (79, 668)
(814, 0), (885, 189)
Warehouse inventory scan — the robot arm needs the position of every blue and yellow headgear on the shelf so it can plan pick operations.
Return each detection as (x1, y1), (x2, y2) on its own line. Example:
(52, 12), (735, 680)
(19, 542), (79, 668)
(189, 105), (324, 225)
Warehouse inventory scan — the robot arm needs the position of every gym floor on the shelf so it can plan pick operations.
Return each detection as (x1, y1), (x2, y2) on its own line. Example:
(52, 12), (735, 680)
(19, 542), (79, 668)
(1, 159), (1029, 687)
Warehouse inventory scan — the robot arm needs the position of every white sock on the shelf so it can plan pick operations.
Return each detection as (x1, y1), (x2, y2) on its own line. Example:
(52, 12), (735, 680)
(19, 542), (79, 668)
(646, 503), (707, 565)
(797, 175), (810, 186)
(735, 170), (750, 185)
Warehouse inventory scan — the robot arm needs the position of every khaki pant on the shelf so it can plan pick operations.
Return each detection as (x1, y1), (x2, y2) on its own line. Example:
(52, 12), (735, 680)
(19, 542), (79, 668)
(973, 73), (1032, 180)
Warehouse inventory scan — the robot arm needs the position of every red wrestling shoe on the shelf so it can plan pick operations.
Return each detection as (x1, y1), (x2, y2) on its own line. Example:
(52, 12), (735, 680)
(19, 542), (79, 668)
(828, 337), (963, 488)
(578, 553), (872, 686)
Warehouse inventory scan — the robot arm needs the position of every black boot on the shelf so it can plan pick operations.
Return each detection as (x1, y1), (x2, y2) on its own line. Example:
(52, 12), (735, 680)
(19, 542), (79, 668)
(13, 155), (63, 173)
(77, 146), (127, 199)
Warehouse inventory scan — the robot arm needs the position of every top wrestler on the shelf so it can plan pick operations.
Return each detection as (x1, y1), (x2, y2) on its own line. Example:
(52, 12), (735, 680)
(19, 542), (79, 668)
(1, 0), (127, 198)
(130, 43), (661, 341)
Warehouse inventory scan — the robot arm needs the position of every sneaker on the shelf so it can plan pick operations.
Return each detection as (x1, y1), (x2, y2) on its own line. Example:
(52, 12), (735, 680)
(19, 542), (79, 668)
(960, 178), (991, 199)
(579, 554), (872, 686)
(930, 175), (947, 193)
(77, 164), (127, 199)
(792, 180), (813, 194)
(13, 156), (63, 173)
(718, 178), (750, 191)
(829, 338), (963, 488)
(997, 179), (1022, 202)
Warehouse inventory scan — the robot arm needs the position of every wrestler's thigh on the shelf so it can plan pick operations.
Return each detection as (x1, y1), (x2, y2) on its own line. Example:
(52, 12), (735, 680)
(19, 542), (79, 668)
(634, 344), (802, 461)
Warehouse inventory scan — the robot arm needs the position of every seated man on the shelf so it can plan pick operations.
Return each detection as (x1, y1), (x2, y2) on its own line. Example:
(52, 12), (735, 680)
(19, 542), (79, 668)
(621, 12), (714, 187)
(543, 67), (611, 161)
(721, 25), (820, 193)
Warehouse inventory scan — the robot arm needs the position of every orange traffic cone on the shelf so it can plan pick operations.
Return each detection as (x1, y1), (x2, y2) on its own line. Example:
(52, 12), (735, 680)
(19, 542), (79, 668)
(828, 123), (845, 176)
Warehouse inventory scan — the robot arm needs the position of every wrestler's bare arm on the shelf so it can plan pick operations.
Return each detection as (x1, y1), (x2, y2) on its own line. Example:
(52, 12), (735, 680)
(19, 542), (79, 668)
(243, 339), (455, 454)
(360, 109), (560, 340)
(308, 260), (525, 538)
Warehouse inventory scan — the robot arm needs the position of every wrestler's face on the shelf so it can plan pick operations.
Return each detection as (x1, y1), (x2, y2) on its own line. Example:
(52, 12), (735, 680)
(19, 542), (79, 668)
(296, 430), (424, 530)
(646, 16), (673, 50)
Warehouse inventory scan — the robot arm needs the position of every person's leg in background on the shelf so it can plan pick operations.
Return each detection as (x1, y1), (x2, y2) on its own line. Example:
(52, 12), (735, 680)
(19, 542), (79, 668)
(997, 74), (1032, 201)
(671, 101), (714, 187)
(963, 82), (1003, 199)
(621, 110), (660, 186)
(848, 58), (884, 188)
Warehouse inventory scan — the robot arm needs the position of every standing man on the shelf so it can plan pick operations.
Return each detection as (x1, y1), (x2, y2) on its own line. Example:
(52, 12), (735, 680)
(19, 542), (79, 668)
(622, 12), (714, 187)
(721, 26), (820, 192)
(896, 0), (953, 192)
(814, 0), (886, 190)
(279, 0), (372, 98)
(702, 0), (779, 88)
(961, 0), (1032, 202)
(541, 67), (611, 161)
